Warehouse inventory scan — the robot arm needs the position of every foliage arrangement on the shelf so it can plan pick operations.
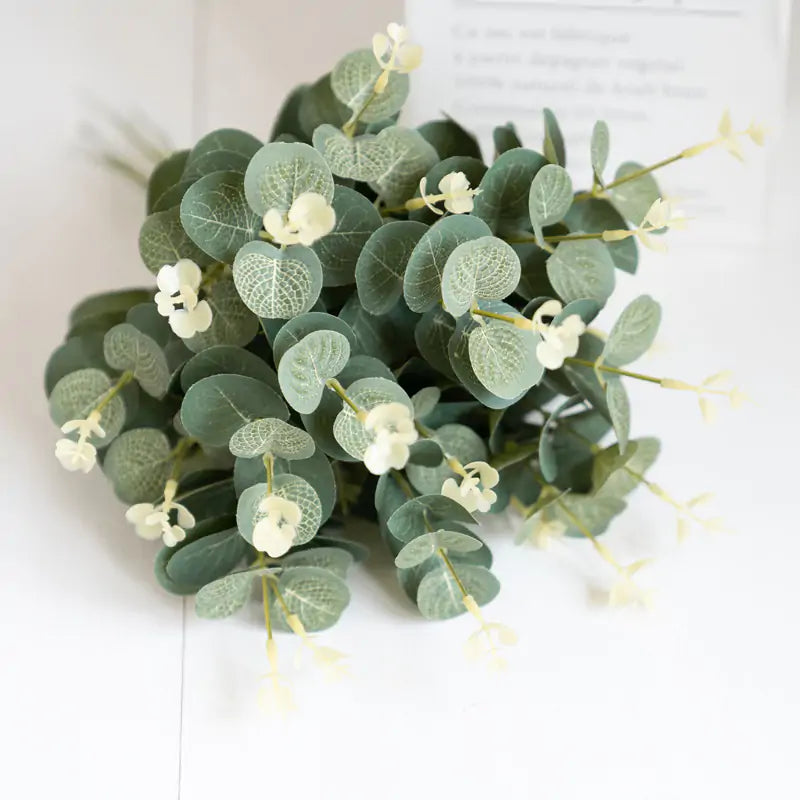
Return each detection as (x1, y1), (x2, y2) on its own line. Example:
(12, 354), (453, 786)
(46, 22), (762, 708)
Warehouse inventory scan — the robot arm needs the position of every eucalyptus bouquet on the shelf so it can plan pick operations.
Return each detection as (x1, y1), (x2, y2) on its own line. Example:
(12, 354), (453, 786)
(45, 22), (761, 705)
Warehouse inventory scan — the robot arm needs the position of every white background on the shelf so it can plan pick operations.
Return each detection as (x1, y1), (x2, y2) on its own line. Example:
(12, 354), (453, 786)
(1, 2), (798, 799)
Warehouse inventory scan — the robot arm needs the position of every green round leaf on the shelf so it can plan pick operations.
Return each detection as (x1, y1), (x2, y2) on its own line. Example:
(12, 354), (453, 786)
(593, 437), (661, 498)
(195, 571), (253, 619)
(331, 48), (409, 123)
(563, 197), (638, 274)
(183, 277), (259, 353)
(272, 312), (357, 367)
(414, 306), (457, 380)
(404, 214), (491, 313)
(181, 128), (262, 183)
(543, 108), (566, 166)
(441, 236), (521, 318)
(417, 564), (500, 620)
(125, 303), (172, 347)
(355, 220), (427, 315)
(468, 318), (543, 399)
(237, 474), (322, 548)
(493, 122), (522, 156)
(69, 289), (153, 331)
(338, 294), (418, 366)
(104, 323), (169, 398)
(610, 161), (661, 226)
(311, 184), (383, 287)
(297, 74), (350, 140)
(49, 368), (126, 444)
(278, 329), (351, 414)
(602, 294), (661, 367)
(281, 546), (353, 578)
(314, 125), (438, 208)
(244, 141), (334, 216)
(180, 345), (279, 393)
(366, 126), (439, 206)
(411, 386), (441, 419)
(591, 120), (610, 181)
(180, 170), (262, 264)
(181, 374), (288, 447)
(472, 148), (548, 234)
(447, 310), (526, 410)
(45, 333), (107, 396)
(529, 163), (573, 243)
(229, 418), (315, 460)
(138, 206), (213, 275)
(554, 494), (627, 538)
(103, 427), (172, 503)
(273, 565), (350, 632)
(386, 494), (477, 544)
(147, 150), (189, 214)
(332, 376), (411, 460)
(605, 378), (631, 454)
(166, 527), (249, 587)
(418, 119), (483, 161)
(546, 239), (615, 306)
(395, 529), (483, 569)
(232, 240), (323, 319)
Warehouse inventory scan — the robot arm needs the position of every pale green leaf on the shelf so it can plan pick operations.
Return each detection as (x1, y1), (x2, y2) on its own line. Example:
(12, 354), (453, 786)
(468, 318), (543, 399)
(591, 120), (610, 181)
(103, 323), (169, 398)
(606, 378), (631, 454)
(181, 374), (288, 447)
(229, 418), (315, 460)
(602, 294), (661, 366)
(395, 530), (483, 569)
(180, 171), (261, 264)
(183, 278), (260, 354)
(546, 239), (615, 305)
(277, 329), (351, 414)
(195, 572), (253, 619)
(138, 206), (213, 275)
(416, 564), (500, 620)
(273, 565), (350, 632)
(244, 141), (334, 216)
(103, 428), (171, 503)
(49, 368), (126, 444)
(355, 220), (427, 314)
(404, 214), (491, 313)
(330, 48), (409, 123)
(232, 241), (323, 319)
(441, 236), (521, 317)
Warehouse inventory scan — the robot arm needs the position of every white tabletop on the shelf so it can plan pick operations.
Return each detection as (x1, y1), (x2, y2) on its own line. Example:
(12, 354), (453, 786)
(2, 2), (798, 799)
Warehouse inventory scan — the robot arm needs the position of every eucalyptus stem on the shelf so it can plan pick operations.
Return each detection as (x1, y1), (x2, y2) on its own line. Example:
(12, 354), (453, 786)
(261, 569), (273, 639)
(342, 77), (383, 136)
(469, 307), (520, 325)
(326, 378), (363, 417)
(555, 498), (620, 570)
(576, 153), (684, 201)
(94, 370), (133, 414)
(506, 231), (607, 245)
(391, 468), (415, 499)
(564, 358), (662, 386)
(168, 437), (196, 482)
(263, 453), (275, 493)
(269, 578), (292, 623)
(437, 547), (469, 597)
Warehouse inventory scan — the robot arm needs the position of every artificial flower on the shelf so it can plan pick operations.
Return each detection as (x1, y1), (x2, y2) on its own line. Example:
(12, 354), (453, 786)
(258, 639), (296, 715)
(262, 191), (336, 247)
(125, 478), (196, 546)
(462, 595), (517, 671)
(531, 300), (586, 370)
(526, 515), (568, 550)
(253, 495), (303, 557)
(419, 171), (481, 215)
(54, 410), (105, 473)
(362, 402), (418, 475)
(372, 23), (423, 88)
(154, 259), (213, 339)
(441, 460), (499, 513)
(608, 561), (653, 608)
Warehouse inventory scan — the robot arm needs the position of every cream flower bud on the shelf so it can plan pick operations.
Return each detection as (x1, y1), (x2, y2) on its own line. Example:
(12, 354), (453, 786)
(441, 460), (499, 513)
(362, 402), (418, 475)
(372, 23), (423, 76)
(253, 495), (302, 557)
(154, 259), (213, 339)
(263, 192), (336, 247)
